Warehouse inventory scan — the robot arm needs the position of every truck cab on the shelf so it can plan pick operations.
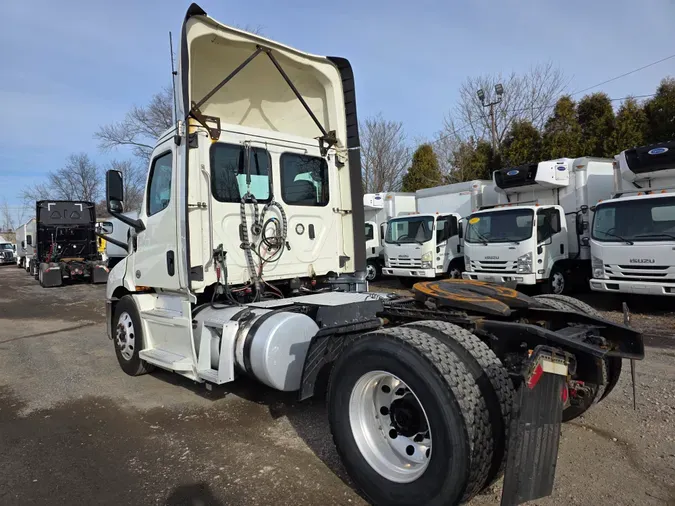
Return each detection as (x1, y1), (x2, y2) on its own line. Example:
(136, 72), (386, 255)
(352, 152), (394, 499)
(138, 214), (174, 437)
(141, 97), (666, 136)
(382, 212), (461, 282)
(363, 192), (415, 281)
(590, 141), (675, 296)
(463, 204), (568, 288)
(463, 158), (614, 293)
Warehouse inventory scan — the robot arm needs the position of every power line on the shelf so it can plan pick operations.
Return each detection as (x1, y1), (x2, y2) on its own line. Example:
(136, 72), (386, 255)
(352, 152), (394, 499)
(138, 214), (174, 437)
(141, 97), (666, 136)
(570, 53), (675, 97)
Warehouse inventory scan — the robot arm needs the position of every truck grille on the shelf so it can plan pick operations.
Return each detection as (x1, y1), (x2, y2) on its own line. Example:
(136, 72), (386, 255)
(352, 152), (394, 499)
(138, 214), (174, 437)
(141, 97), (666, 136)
(470, 260), (517, 274)
(390, 256), (422, 268)
(605, 264), (674, 283)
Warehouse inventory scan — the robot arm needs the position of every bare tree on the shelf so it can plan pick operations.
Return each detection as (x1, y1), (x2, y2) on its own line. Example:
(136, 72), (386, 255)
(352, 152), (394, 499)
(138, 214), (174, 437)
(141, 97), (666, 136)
(360, 115), (410, 193)
(0, 199), (26, 231)
(22, 153), (102, 205)
(95, 86), (174, 162)
(443, 63), (568, 147)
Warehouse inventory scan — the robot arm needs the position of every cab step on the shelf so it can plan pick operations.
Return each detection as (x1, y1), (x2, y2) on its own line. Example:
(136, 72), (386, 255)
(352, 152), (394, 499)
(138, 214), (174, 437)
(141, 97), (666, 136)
(139, 348), (193, 371)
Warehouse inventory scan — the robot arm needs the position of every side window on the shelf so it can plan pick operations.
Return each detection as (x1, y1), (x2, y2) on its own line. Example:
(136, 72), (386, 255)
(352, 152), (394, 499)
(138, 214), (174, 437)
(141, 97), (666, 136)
(280, 153), (329, 206)
(436, 216), (449, 244)
(147, 151), (173, 216)
(26, 235), (32, 245)
(211, 143), (271, 203)
(537, 208), (560, 242)
(365, 223), (374, 241)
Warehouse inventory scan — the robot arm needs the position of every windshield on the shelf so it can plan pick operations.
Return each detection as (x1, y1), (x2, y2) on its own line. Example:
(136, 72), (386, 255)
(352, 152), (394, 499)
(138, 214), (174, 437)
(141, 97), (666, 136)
(385, 216), (434, 244)
(0, 243), (13, 250)
(592, 196), (675, 242)
(465, 209), (534, 243)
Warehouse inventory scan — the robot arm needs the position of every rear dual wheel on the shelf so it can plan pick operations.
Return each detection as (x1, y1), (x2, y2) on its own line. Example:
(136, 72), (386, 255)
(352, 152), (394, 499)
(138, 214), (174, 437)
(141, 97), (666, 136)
(328, 324), (513, 505)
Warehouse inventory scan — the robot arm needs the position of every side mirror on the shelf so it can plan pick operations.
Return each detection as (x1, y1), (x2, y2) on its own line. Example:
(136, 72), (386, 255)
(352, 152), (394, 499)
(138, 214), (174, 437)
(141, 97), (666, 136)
(580, 205), (589, 214)
(576, 214), (584, 235)
(458, 222), (464, 239)
(106, 170), (124, 214)
(449, 216), (459, 237)
(26, 236), (32, 246)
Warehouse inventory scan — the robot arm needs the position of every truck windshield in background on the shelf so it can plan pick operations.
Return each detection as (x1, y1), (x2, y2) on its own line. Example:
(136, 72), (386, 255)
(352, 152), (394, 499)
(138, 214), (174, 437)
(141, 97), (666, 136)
(592, 196), (675, 242)
(0, 243), (13, 250)
(465, 208), (534, 243)
(385, 216), (433, 244)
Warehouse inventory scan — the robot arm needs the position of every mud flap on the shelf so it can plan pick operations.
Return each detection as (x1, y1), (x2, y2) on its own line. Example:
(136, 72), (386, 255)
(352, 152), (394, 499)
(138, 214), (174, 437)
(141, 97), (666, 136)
(40, 263), (62, 288)
(500, 347), (572, 506)
(91, 264), (109, 284)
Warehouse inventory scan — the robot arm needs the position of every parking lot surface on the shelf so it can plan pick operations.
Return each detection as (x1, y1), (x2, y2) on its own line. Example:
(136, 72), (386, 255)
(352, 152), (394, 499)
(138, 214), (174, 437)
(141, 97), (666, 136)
(1, 266), (674, 505)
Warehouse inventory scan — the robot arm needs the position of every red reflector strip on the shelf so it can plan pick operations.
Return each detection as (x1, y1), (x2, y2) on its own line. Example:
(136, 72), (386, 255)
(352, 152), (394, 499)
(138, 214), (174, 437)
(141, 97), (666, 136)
(561, 385), (569, 403)
(527, 364), (544, 389)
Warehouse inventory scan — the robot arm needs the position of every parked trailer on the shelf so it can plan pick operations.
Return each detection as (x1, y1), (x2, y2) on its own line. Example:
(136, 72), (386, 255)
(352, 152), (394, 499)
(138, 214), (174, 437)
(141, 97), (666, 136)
(31, 201), (108, 287)
(363, 192), (415, 281)
(590, 141), (675, 296)
(463, 158), (615, 294)
(382, 180), (497, 286)
(105, 6), (644, 505)
(14, 218), (36, 270)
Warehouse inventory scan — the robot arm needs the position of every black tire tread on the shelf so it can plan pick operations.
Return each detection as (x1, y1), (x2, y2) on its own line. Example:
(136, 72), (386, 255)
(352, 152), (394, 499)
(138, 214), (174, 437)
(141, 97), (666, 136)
(404, 320), (514, 486)
(535, 294), (601, 318)
(359, 326), (493, 502)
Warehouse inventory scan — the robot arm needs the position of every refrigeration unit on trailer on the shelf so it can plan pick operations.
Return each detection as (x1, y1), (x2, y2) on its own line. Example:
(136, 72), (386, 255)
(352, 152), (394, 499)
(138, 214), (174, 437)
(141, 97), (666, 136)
(382, 180), (497, 285)
(462, 158), (614, 294)
(363, 192), (415, 281)
(14, 218), (36, 270)
(104, 5), (644, 505)
(590, 141), (675, 296)
(31, 201), (108, 287)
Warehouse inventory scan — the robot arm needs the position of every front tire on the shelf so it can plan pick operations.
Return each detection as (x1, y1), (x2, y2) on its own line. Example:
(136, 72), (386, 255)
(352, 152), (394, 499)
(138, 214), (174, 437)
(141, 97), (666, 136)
(328, 327), (492, 505)
(541, 266), (567, 295)
(365, 260), (378, 282)
(113, 296), (154, 376)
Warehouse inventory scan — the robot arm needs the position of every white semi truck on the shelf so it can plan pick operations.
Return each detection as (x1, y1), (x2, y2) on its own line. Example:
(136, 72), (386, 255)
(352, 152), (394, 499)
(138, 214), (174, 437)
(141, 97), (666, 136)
(462, 158), (614, 294)
(363, 192), (415, 281)
(103, 5), (644, 505)
(14, 218), (36, 270)
(382, 181), (497, 286)
(0, 235), (16, 265)
(590, 141), (675, 296)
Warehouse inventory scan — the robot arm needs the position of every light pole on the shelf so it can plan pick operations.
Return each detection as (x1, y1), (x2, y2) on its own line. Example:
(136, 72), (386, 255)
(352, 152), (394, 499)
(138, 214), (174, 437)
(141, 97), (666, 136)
(477, 84), (504, 153)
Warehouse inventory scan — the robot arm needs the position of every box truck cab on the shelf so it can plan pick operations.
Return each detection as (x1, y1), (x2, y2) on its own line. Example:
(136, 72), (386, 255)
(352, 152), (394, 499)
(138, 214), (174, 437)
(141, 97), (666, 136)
(382, 181), (496, 285)
(363, 192), (415, 281)
(590, 141), (675, 296)
(463, 158), (614, 294)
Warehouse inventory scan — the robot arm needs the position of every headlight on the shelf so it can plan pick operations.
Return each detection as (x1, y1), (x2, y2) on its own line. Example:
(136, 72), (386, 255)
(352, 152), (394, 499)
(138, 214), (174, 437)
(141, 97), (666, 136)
(421, 251), (433, 262)
(464, 256), (471, 271)
(592, 256), (605, 279)
(517, 252), (532, 274)
(421, 261), (432, 269)
(384, 254), (390, 267)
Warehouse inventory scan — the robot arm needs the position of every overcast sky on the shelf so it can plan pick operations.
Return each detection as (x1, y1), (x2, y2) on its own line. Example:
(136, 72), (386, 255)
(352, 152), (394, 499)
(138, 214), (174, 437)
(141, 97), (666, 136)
(2, 0), (674, 223)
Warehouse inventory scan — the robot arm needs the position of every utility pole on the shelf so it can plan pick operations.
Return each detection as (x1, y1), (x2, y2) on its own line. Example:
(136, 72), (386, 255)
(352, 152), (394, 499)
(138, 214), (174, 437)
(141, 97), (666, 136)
(477, 83), (504, 154)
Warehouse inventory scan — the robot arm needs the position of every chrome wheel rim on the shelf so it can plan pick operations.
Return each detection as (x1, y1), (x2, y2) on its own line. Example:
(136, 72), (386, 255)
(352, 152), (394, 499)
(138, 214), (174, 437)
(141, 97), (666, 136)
(552, 272), (565, 294)
(366, 263), (377, 281)
(349, 371), (432, 483)
(115, 312), (136, 361)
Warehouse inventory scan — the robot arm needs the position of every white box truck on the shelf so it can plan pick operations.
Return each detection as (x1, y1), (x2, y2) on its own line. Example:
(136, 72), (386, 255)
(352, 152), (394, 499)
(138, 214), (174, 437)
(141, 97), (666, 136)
(590, 141), (675, 296)
(14, 218), (36, 270)
(363, 192), (415, 281)
(382, 181), (497, 285)
(102, 5), (644, 505)
(462, 158), (614, 294)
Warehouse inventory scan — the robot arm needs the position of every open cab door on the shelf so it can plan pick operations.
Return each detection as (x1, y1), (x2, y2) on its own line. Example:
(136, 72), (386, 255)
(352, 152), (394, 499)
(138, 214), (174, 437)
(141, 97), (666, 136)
(178, 4), (365, 295)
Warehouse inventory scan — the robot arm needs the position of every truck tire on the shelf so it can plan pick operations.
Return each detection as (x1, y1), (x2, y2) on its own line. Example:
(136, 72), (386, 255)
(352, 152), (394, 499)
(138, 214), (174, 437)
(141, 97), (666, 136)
(112, 296), (155, 376)
(366, 260), (379, 282)
(328, 327), (492, 505)
(541, 266), (567, 295)
(403, 321), (514, 487)
(534, 294), (609, 421)
(447, 260), (463, 279)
